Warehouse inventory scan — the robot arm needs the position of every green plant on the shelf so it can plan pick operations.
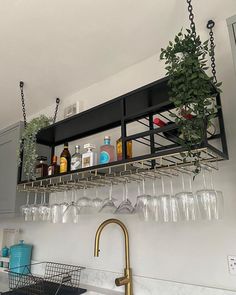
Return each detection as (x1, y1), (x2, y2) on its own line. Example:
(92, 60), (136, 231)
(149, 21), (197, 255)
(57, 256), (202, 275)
(160, 28), (222, 175)
(18, 115), (52, 180)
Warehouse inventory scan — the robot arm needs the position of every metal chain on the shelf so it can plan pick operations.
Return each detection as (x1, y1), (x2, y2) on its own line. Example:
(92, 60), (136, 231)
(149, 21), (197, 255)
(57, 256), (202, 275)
(19, 81), (27, 128)
(53, 98), (60, 124)
(207, 20), (217, 84)
(186, 0), (196, 38)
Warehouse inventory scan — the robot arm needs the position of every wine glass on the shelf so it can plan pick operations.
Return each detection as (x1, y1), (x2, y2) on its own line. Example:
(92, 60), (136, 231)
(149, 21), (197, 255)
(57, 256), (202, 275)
(134, 177), (153, 221)
(20, 191), (32, 222)
(169, 176), (181, 222)
(50, 191), (63, 224)
(151, 176), (162, 222)
(30, 192), (40, 222)
(39, 192), (51, 222)
(77, 186), (92, 214)
(115, 180), (134, 214)
(99, 182), (117, 214)
(158, 175), (171, 222)
(196, 166), (223, 220)
(91, 187), (103, 213)
(63, 188), (80, 223)
(61, 191), (70, 223)
(175, 172), (197, 221)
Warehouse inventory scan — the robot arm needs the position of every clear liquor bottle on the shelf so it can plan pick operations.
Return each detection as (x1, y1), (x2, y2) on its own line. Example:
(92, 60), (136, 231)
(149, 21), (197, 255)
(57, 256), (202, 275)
(99, 136), (115, 164)
(71, 145), (82, 171)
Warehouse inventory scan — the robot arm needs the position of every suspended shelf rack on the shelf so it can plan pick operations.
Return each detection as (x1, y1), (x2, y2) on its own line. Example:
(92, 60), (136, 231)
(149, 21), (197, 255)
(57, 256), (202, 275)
(17, 76), (228, 192)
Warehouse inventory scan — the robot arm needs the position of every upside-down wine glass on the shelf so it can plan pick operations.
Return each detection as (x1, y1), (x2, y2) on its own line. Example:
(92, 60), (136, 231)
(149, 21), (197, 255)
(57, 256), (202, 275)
(21, 191), (32, 222)
(99, 182), (117, 214)
(63, 188), (80, 223)
(30, 192), (40, 222)
(135, 177), (153, 221)
(115, 180), (134, 214)
(38, 192), (51, 221)
(175, 172), (197, 221)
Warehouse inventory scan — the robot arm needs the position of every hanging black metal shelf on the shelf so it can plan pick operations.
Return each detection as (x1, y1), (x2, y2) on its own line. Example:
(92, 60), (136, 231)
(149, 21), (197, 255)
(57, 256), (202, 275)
(17, 75), (228, 187)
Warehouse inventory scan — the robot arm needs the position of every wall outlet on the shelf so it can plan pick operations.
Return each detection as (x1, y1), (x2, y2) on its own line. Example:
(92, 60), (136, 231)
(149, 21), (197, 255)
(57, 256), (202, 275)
(228, 256), (236, 274)
(64, 101), (81, 119)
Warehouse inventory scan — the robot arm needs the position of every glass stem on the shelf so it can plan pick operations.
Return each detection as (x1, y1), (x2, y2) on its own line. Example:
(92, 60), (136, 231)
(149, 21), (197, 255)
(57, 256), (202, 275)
(109, 183), (113, 201)
(26, 192), (30, 205)
(161, 176), (165, 194)
(170, 178), (174, 196)
(181, 173), (185, 191)
(152, 178), (156, 196)
(34, 192), (37, 205)
(142, 178), (146, 195)
(125, 181), (128, 201)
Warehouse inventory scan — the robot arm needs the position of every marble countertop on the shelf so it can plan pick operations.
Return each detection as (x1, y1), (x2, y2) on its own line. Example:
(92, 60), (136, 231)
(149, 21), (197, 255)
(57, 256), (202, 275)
(0, 273), (123, 295)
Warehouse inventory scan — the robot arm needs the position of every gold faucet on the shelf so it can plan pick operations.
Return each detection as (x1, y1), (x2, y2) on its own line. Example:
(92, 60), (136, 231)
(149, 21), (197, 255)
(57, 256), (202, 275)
(94, 218), (133, 295)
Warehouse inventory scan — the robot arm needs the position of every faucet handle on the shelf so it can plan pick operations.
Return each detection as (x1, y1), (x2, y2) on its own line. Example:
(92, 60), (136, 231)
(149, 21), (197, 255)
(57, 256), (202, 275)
(115, 276), (130, 286)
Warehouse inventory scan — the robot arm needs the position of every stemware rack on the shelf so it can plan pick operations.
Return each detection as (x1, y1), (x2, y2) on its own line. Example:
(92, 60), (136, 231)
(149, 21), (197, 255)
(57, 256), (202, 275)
(17, 76), (228, 193)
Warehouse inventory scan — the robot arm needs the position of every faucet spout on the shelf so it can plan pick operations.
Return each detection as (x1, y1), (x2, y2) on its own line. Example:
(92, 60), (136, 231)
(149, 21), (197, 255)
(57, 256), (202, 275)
(94, 218), (133, 295)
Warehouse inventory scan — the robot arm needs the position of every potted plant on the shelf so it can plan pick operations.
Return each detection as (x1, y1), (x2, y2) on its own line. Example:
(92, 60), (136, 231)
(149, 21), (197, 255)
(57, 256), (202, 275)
(160, 28), (222, 175)
(18, 115), (52, 180)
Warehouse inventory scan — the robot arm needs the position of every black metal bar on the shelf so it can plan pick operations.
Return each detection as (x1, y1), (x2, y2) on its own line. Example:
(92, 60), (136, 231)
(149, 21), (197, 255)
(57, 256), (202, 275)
(137, 119), (150, 128)
(205, 142), (229, 160)
(121, 98), (127, 160)
(124, 100), (173, 123)
(140, 137), (163, 148)
(124, 124), (179, 142)
(134, 138), (151, 148)
(215, 93), (229, 158)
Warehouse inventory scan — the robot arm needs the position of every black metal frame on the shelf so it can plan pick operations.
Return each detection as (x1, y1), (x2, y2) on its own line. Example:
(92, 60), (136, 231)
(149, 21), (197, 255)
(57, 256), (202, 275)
(18, 76), (228, 184)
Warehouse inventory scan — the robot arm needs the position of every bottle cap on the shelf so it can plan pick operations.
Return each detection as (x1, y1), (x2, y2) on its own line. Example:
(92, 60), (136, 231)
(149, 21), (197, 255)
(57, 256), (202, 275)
(37, 156), (47, 162)
(153, 117), (166, 127)
(64, 142), (69, 147)
(75, 145), (80, 149)
(84, 143), (96, 150)
(104, 136), (111, 140)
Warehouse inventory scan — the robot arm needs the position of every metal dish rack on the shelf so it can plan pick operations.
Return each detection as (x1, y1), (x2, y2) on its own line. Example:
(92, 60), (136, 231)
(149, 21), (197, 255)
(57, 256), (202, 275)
(7, 262), (85, 295)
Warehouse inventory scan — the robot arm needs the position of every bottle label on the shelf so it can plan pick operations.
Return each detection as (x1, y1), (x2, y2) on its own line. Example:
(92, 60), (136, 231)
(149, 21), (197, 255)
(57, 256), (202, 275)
(82, 155), (92, 168)
(48, 166), (53, 176)
(100, 151), (110, 164)
(35, 168), (42, 178)
(60, 157), (67, 173)
(71, 158), (81, 171)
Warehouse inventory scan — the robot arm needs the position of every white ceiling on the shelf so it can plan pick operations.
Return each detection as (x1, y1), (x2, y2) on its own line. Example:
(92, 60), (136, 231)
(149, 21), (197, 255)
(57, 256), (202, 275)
(0, 0), (235, 128)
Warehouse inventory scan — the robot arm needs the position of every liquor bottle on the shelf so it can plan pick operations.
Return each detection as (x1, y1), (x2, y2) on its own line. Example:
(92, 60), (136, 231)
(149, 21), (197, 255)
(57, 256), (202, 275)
(60, 142), (71, 173)
(71, 145), (82, 171)
(153, 117), (179, 141)
(116, 138), (133, 161)
(48, 155), (60, 176)
(82, 143), (97, 168)
(35, 156), (48, 178)
(99, 136), (115, 164)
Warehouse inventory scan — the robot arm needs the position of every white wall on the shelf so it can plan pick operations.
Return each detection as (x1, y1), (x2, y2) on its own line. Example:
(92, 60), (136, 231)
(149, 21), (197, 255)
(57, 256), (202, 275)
(1, 12), (236, 292)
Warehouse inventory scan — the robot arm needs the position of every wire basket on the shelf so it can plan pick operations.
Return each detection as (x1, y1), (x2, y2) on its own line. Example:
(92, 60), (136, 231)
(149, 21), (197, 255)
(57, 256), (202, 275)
(7, 262), (85, 295)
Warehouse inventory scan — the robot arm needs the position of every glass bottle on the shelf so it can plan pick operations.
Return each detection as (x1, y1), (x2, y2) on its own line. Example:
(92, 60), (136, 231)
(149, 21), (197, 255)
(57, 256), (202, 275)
(116, 138), (132, 161)
(99, 136), (115, 164)
(82, 143), (97, 168)
(48, 155), (60, 176)
(35, 156), (48, 178)
(71, 145), (82, 171)
(60, 142), (71, 173)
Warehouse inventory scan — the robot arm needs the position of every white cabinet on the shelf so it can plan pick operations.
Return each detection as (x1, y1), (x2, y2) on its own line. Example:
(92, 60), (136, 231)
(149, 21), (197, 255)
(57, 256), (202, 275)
(0, 122), (25, 214)
(227, 15), (236, 73)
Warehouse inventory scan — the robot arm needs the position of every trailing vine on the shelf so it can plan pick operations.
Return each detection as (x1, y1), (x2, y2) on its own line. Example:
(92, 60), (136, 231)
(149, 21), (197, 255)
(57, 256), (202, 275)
(18, 115), (52, 180)
(160, 28), (222, 175)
